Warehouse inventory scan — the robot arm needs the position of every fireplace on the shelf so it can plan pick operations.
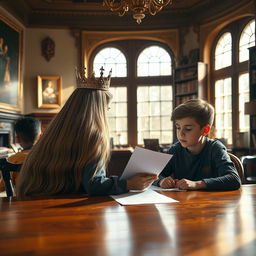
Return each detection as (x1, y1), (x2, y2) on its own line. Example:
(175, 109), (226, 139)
(0, 132), (10, 147)
(0, 112), (21, 148)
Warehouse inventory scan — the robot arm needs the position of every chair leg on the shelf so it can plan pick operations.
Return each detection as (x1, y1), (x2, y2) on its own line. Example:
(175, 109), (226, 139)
(2, 171), (13, 197)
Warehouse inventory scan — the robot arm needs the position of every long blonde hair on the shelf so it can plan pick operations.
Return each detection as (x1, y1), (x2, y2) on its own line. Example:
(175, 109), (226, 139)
(17, 88), (112, 197)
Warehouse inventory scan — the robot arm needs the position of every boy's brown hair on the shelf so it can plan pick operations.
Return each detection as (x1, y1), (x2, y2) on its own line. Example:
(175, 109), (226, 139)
(171, 99), (215, 127)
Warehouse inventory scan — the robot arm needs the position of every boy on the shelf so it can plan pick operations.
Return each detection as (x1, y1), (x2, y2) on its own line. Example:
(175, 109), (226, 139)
(155, 99), (241, 191)
(0, 117), (41, 192)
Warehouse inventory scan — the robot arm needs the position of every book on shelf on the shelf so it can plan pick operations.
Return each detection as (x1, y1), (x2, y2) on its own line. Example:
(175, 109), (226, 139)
(0, 147), (9, 158)
(176, 95), (197, 105)
(175, 80), (197, 94)
(252, 133), (256, 148)
(252, 116), (256, 129)
(175, 66), (197, 81)
(249, 46), (256, 66)
(251, 69), (256, 85)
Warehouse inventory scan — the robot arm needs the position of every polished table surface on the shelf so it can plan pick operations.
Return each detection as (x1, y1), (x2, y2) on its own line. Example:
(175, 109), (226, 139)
(0, 185), (256, 256)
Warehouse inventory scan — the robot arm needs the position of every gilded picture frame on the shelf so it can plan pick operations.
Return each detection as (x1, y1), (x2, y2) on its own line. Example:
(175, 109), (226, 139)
(0, 13), (23, 112)
(37, 75), (61, 109)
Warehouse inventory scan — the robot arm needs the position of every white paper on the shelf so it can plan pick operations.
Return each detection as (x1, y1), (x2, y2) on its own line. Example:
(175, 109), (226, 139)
(120, 146), (172, 180)
(111, 189), (178, 206)
(150, 185), (186, 192)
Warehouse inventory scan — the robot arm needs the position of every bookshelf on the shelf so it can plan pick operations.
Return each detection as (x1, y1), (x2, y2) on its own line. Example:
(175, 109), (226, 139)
(174, 62), (207, 107)
(246, 46), (256, 153)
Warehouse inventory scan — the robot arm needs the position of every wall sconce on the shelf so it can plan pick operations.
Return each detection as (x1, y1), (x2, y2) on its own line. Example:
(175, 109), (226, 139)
(41, 37), (55, 62)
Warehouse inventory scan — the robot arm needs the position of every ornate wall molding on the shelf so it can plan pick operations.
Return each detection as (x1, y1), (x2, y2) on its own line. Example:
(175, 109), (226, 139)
(81, 29), (179, 72)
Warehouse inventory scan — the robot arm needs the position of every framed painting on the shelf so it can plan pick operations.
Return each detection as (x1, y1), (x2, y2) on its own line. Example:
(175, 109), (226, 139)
(37, 75), (62, 109)
(0, 14), (23, 112)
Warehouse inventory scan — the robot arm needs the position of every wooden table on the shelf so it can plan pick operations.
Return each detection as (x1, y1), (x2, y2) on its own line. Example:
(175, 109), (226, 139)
(0, 185), (256, 256)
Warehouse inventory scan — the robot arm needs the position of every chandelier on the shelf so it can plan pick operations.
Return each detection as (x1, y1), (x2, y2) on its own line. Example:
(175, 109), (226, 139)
(103, 0), (172, 24)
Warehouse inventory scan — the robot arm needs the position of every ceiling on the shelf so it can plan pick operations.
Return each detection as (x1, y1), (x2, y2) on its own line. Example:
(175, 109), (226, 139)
(1, 0), (252, 30)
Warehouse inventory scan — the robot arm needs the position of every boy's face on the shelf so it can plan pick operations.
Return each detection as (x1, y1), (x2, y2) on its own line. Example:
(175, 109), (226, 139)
(175, 117), (206, 150)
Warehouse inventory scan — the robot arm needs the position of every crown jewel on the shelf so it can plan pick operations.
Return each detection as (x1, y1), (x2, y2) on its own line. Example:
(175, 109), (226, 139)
(76, 66), (112, 90)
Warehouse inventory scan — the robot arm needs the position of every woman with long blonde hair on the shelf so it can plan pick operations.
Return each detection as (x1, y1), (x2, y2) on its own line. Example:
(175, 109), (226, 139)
(17, 70), (157, 198)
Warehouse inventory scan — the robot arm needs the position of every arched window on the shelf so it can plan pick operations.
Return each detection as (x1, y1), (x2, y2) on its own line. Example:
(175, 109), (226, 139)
(215, 32), (232, 70)
(137, 46), (172, 76)
(92, 41), (173, 147)
(93, 47), (127, 77)
(93, 47), (128, 145)
(238, 20), (255, 134)
(214, 78), (232, 142)
(212, 18), (255, 147)
(137, 46), (172, 144)
(239, 20), (255, 62)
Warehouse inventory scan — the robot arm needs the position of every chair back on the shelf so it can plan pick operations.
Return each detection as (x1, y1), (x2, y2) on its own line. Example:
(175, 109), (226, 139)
(241, 155), (256, 183)
(227, 152), (245, 184)
(0, 158), (22, 197)
(144, 139), (160, 151)
(107, 149), (132, 177)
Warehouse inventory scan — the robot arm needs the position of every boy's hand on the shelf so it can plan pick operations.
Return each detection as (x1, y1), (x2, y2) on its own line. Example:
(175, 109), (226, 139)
(175, 179), (206, 190)
(127, 173), (158, 191)
(159, 176), (176, 188)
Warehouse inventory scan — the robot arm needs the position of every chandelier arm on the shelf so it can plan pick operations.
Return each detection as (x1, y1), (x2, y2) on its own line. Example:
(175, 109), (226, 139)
(103, 0), (128, 13)
(152, 0), (172, 7)
(104, 0), (172, 24)
(149, 0), (171, 15)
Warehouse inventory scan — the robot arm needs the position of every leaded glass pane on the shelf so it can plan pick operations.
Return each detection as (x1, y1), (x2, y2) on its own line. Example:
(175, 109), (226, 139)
(150, 102), (160, 116)
(215, 78), (232, 144)
(161, 131), (172, 143)
(150, 117), (160, 130)
(149, 86), (160, 101)
(137, 85), (173, 144)
(137, 46), (172, 76)
(115, 103), (127, 117)
(161, 116), (171, 130)
(138, 102), (149, 116)
(116, 117), (127, 131)
(138, 117), (149, 131)
(239, 20), (255, 62)
(150, 131), (161, 139)
(137, 87), (149, 101)
(93, 47), (127, 77)
(161, 86), (172, 100)
(161, 102), (171, 116)
(108, 87), (128, 145)
(215, 32), (232, 70)
(239, 73), (250, 132)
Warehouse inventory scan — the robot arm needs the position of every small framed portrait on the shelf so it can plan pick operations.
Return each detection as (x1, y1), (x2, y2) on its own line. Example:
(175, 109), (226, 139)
(37, 75), (61, 108)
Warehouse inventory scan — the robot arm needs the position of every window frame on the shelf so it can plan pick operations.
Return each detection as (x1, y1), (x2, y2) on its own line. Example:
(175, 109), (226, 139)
(90, 40), (174, 147)
(210, 17), (254, 147)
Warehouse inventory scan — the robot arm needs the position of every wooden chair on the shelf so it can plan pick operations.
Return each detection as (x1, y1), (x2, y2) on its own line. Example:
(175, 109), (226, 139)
(107, 149), (132, 177)
(143, 139), (160, 152)
(0, 158), (21, 197)
(227, 152), (245, 184)
(241, 155), (256, 184)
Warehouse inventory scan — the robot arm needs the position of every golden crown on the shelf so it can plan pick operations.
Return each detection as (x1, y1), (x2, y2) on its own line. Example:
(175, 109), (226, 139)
(76, 66), (112, 90)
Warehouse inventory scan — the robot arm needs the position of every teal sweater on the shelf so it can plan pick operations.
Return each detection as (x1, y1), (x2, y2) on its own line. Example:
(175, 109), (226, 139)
(82, 162), (128, 196)
(155, 138), (241, 190)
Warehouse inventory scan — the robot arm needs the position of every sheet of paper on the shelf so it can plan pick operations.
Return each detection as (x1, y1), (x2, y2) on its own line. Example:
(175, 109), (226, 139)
(150, 185), (186, 192)
(111, 189), (178, 206)
(120, 146), (172, 180)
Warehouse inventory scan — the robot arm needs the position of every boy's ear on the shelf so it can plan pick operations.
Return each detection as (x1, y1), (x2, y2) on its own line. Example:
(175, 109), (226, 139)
(202, 125), (211, 136)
